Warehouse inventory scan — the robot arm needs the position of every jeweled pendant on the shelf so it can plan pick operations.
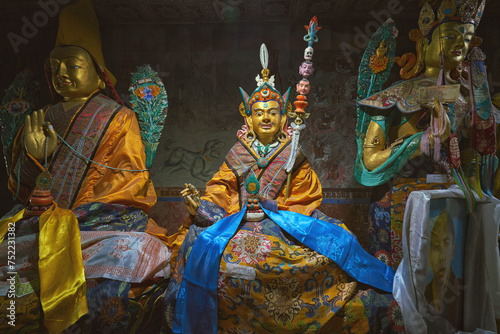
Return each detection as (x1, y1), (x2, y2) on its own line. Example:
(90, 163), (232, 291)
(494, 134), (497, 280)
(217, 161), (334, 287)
(25, 170), (54, 217)
(257, 157), (268, 168)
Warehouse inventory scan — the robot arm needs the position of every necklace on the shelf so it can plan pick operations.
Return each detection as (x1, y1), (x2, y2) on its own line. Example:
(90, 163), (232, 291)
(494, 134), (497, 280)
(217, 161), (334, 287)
(255, 141), (273, 168)
(257, 142), (271, 157)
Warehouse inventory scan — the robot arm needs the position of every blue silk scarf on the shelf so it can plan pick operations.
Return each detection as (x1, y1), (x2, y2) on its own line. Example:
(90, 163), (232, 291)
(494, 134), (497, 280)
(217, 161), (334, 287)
(173, 207), (395, 333)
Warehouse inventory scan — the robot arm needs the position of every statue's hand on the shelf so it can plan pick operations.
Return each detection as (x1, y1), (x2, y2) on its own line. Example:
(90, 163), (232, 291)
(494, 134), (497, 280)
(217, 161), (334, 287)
(429, 99), (451, 144)
(24, 110), (57, 161)
(181, 183), (200, 216)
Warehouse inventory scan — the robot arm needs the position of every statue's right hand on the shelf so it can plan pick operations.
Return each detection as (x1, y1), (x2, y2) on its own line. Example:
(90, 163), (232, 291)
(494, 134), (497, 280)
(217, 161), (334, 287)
(430, 99), (451, 143)
(181, 183), (200, 216)
(24, 110), (57, 160)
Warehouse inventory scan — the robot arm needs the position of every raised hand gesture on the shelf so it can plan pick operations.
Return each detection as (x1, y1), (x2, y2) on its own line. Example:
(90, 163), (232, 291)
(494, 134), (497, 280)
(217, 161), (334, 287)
(430, 99), (451, 144)
(24, 110), (57, 161)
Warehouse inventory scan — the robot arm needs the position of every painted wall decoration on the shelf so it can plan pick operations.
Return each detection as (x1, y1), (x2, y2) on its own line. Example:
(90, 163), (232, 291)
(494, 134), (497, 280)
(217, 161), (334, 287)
(144, 46), (362, 190)
(160, 139), (226, 183)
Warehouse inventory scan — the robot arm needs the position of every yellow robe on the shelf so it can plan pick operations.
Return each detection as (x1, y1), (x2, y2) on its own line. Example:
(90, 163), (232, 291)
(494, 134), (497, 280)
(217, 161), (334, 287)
(1, 93), (160, 333)
(202, 158), (323, 216)
(8, 94), (156, 212)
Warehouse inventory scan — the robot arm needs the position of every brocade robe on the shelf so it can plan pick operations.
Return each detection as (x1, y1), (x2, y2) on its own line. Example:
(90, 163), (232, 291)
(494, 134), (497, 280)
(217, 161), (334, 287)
(8, 92), (156, 211)
(165, 138), (400, 334)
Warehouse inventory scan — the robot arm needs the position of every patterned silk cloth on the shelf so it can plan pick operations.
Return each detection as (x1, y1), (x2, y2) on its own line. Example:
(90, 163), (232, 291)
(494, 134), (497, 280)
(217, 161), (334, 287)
(368, 177), (450, 270)
(394, 186), (500, 332)
(0, 202), (171, 333)
(164, 138), (404, 333)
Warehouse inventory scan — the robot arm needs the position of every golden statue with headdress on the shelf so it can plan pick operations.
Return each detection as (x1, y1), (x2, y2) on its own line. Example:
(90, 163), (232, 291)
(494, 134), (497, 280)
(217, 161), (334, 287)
(164, 41), (401, 333)
(355, 0), (497, 267)
(355, 0), (500, 331)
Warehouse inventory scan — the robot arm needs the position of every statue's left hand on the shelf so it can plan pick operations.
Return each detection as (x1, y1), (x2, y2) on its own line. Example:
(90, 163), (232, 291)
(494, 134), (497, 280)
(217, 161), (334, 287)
(181, 183), (201, 216)
(24, 109), (57, 161)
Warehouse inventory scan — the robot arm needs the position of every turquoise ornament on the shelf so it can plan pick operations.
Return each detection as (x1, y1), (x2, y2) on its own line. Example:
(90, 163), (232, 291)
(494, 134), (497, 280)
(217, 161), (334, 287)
(245, 174), (260, 195)
(355, 19), (408, 187)
(257, 158), (268, 168)
(129, 65), (168, 168)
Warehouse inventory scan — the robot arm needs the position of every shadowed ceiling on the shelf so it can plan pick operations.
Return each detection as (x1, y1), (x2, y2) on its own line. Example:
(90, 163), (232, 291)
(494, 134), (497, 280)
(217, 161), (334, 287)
(3, 0), (498, 27)
(1, 0), (394, 26)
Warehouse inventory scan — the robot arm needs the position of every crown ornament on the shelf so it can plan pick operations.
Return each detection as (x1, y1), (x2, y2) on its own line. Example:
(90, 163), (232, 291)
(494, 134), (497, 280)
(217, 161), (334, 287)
(417, 0), (485, 36)
(239, 44), (290, 117)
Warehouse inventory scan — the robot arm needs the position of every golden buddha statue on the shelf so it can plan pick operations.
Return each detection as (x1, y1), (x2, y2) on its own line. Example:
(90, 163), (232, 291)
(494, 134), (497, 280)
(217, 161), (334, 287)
(24, 45), (105, 161)
(0, 1), (169, 333)
(182, 99), (288, 216)
(355, 0), (496, 271)
(166, 44), (398, 334)
(356, 2), (499, 331)
(362, 20), (474, 172)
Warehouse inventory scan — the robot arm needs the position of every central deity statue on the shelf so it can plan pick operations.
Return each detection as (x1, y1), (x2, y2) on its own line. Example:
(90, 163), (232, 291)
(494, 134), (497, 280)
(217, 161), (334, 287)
(164, 45), (400, 334)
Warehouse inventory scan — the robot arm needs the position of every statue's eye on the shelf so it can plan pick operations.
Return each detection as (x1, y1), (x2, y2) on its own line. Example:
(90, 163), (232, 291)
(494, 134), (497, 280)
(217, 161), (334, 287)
(69, 65), (81, 69)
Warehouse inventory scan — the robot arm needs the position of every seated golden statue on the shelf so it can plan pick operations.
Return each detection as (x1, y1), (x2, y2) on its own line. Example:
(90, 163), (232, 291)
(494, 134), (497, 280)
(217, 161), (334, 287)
(355, 1), (500, 331)
(0, 1), (170, 333)
(163, 45), (401, 334)
(361, 22), (473, 172)
(354, 0), (497, 270)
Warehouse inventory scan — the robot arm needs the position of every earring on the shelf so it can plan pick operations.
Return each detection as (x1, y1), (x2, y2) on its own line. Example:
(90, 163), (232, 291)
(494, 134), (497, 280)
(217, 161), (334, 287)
(276, 116), (288, 143)
(276, 131), (287, 143)
(245, 130), (256, 145)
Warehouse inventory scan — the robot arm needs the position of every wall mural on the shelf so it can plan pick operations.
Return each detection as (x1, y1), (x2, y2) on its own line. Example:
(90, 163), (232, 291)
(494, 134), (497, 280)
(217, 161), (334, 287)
(144, 47), (362, 190)
(160, 139), (226, 183)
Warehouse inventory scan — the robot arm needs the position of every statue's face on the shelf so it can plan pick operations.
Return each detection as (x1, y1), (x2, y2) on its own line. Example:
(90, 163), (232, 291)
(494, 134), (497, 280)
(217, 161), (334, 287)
(425, 21), (475, 71)
(49, 46), (102, 101)
(248, 100), (284, 144)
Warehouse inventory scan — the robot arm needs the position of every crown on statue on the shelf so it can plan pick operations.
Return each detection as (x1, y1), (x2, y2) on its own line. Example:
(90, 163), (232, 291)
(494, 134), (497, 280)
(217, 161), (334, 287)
(418, 0), (485, 36)
(242, 83), (288, 115)
(239, 44), (290, 117)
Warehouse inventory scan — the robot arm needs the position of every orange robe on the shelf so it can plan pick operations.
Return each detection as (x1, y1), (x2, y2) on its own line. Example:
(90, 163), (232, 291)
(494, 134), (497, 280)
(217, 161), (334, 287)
(167, 139), (323, 269)
(1, 92), (162, 333)
(164, 138), (389, 333)
(202, 158), (323, 216)
(8, 92), (156, 212)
